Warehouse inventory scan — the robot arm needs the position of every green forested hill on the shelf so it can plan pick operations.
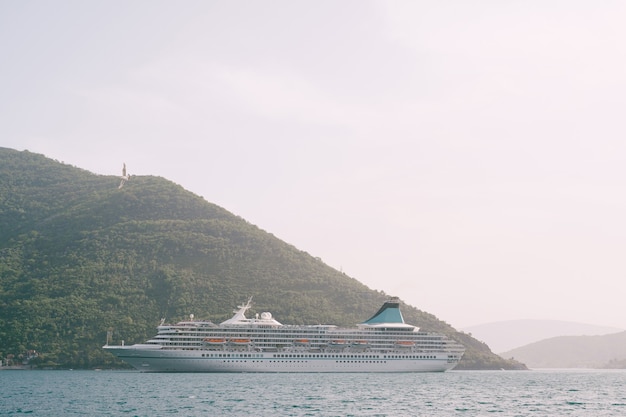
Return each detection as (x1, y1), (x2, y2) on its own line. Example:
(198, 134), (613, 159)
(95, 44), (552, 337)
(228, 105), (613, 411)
(0, 148), (523, 370)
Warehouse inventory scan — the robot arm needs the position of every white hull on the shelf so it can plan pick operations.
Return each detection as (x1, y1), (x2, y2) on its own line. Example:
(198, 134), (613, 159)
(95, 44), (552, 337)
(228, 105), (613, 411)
(104, 346), (458, 373)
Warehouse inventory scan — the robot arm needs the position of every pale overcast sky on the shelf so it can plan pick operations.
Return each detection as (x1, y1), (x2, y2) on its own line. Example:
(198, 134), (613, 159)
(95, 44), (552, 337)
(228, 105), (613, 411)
(2, 1), (626, 329)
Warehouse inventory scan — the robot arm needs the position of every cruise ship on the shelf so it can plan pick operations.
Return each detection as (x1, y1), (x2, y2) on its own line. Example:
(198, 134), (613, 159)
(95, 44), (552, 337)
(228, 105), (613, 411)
(103, 298), (465, 372)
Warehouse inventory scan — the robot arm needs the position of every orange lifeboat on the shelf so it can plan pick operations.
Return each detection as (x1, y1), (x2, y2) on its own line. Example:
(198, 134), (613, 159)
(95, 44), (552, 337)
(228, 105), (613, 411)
(229, 338), (252, 344)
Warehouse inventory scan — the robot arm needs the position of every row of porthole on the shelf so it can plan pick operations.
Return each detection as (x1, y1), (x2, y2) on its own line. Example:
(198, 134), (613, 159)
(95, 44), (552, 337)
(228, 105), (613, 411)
(218, 360), (387, 364)
(386, 355), (436, 359)
(197, 353), (436, 359)
(272, 354), (436, 359)
(218, 360), (310, 363)
(201, 353), (262, 358)
(274, 354), (380, 359)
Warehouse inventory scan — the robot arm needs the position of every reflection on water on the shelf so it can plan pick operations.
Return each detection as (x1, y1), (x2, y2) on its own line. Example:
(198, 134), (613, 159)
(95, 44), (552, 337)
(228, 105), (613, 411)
(1, 369), (625, 416)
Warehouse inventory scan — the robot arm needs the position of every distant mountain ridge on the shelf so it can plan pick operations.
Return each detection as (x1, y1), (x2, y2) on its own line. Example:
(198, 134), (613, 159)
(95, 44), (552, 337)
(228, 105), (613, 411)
(500, 331), (626, 368)
(0, 147), (523, 370)
(462, 320), (623, 353)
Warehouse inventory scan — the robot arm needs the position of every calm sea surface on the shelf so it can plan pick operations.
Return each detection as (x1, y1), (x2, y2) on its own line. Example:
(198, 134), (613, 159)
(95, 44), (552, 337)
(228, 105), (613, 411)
(1, 369), (625, 416)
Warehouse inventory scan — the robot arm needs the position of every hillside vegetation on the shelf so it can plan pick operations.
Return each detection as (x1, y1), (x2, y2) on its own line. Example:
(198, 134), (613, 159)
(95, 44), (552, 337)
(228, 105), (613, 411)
(0, 148), (523, 370)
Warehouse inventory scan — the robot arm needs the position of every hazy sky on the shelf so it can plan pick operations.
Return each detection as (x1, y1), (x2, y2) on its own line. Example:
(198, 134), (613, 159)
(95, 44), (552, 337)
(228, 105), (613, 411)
(3, 1), (626, 330)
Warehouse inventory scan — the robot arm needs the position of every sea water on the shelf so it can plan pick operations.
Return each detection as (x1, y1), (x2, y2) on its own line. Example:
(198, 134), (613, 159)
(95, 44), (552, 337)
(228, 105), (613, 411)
(1, 369), (625, 416)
